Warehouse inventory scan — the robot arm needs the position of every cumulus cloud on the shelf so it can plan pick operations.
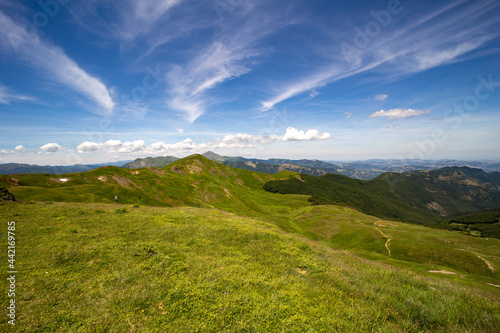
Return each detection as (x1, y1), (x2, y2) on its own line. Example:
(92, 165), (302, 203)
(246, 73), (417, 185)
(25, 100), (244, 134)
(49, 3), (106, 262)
(374, 94), (388, 101)
(114, 140), (146, 153)
(218, 133), (281, 147)
(76, 141), (101, 154)
(40, 143), (63, 153)
(74, 126), (330, 157)
(369, 108), (430, 120)
(282, 127), (332, 141)
(14, 145), (26, 153)
(76, 140), (146, 154)
(0, 149), (9, 155)
(150, 138), (206, 152)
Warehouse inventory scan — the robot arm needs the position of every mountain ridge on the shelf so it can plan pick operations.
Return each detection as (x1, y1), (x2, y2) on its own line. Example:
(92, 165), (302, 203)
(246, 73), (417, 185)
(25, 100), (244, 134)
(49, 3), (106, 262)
(264, 165), (500, 233)
(2, 155), (500, 238)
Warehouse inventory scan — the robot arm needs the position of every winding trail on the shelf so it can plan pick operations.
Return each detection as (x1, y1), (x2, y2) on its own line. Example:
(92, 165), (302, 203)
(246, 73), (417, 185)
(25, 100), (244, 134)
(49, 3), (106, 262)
(476, 254), (496, 272)
(375, 227), (392, 257)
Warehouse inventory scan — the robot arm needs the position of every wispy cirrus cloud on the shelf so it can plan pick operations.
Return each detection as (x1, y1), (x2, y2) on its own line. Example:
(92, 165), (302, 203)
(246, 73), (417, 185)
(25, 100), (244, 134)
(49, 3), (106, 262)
(260, 0), (500, 110)
(0, 83), (34, 104)
(374, 94), (388, 101)
(69, 0), (182, 46)
(165, 2), (295, 123)
(369, 108), (430, 121)
(166, 41), (261, 123)
(0, 10), (114, 113)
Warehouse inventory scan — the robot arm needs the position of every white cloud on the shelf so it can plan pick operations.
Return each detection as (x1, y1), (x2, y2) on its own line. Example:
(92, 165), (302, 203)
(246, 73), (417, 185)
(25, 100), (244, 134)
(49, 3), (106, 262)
(14, 145), (26, 153)
(68, 0), (182, 47)
(76, 139), (146, 154)
(121, 0), (182, 41)
(150, 138), (202, 152)
(164, 2), (294, 122)
(0, 84), (34, 104)
(282, 127), (332, 141)
(260, 1), (500, 110)
(214, 133), (281, 149)
(374, 94), (388, 101)
(104, 139), (123, 147)
(0, 149), (9, 155)
(74, 126), (330, 157)
(344, 112), (352, 119)
(166, 40), (260, 123)
(76, 141), (101, 154)
(40, 143), (63, 153)
(0, 10), (114, 113)
(113, 140), (146, 153)
(369, 108), (431, 120)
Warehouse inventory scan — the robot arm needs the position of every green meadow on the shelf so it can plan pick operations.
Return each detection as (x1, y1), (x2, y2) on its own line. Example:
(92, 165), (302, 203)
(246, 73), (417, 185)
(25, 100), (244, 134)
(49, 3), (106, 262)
(1, 155), (499, 331)
(1, 202), (500, 332)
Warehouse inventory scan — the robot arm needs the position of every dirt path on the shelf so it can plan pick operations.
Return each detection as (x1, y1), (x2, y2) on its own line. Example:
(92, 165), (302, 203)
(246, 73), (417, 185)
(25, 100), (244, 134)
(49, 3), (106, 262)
(476, 254), (496, 272)
(375, 227), (392, 257)
(428, 269), (457, 275)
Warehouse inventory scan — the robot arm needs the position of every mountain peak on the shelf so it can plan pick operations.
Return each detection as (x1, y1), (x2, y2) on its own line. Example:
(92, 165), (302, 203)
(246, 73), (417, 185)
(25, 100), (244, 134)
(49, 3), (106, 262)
(202, 151), (225, 162)
(166, 154), (227, 176)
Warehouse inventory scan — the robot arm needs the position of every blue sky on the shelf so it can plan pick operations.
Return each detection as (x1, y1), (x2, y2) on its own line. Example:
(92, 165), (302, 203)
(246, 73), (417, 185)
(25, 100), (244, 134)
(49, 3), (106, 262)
(0, 0), (499, 165)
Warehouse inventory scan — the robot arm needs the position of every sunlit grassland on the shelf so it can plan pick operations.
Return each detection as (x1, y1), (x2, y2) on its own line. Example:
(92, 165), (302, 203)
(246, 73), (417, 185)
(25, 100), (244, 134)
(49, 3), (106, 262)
(1, 202), (499, 332)
(288, 205), (500, 287)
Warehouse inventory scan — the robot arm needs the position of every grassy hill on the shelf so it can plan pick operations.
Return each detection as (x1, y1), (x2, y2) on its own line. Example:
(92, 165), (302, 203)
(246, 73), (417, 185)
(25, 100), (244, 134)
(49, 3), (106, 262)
(0, 155), (308, 229)
(264, 167), (500, 229)
(1, 201), (499, 332)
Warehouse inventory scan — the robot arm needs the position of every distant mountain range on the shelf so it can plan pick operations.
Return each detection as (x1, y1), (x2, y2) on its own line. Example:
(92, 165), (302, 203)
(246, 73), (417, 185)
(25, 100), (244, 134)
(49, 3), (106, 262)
(331, 159), (500, 175)
(2, 151), (500, 180)
(121, 152), (374, 179)
(123, 152), (500, 180)
(0, 161), (131, 175)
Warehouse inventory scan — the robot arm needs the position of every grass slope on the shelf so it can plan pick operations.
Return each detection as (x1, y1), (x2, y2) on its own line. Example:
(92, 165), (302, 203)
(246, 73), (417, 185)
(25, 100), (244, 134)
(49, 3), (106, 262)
(1, 202), (499, 332)
(0, 155), (308, 228)
(264, 167), (500, 228)
(286, 205), (500, 285)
